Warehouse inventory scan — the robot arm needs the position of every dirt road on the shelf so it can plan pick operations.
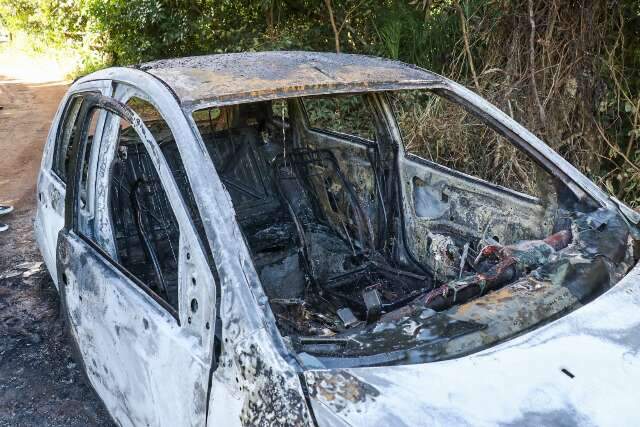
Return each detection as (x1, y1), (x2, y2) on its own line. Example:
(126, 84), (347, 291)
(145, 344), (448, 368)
(0, 52), (114, 426)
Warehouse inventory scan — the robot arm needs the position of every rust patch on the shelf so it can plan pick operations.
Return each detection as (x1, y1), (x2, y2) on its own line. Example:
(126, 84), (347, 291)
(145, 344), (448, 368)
(306, 370), (380, 413)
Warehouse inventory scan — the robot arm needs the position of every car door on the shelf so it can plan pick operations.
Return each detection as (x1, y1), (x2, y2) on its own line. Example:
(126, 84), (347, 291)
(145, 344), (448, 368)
(57, 94), (216, 427)
(35, 81), (112, 287)
(388, 88), (558, 277)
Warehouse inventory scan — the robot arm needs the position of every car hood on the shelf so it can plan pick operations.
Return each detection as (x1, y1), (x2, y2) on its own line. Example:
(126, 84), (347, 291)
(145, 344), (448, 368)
(304, 262), (640, 427)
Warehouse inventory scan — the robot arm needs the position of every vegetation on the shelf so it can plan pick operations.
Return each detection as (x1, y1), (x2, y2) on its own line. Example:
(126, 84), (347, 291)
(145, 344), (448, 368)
(0, 0), (638, 207)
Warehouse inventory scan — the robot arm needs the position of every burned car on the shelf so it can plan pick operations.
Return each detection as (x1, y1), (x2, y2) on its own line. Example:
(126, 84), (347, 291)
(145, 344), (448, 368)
(35, 52), (640, 426)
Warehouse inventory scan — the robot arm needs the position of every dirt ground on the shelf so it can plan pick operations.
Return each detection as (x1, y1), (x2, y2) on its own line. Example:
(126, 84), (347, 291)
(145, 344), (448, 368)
(0, 51), (114, 426)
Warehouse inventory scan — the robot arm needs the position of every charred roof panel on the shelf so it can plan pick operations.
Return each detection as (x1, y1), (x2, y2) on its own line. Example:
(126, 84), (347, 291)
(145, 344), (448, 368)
(138, 51), (441, 107)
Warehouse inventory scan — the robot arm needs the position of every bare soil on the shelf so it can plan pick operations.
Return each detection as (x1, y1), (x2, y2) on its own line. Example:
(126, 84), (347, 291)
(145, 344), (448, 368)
(0, 61), (114, 426)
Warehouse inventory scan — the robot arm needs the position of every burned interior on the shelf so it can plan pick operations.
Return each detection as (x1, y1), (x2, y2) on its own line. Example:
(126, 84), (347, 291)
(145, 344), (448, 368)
(108, 88), (638, 368)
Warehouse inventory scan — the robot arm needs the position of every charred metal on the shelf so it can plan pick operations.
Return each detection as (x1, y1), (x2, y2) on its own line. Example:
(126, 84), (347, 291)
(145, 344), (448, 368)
(35, 52), (640, 426)
(198, 94), (637, 370)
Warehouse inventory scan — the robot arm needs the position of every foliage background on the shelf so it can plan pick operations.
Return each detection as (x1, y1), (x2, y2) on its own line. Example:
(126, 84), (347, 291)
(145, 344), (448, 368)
(0, 0), (638, 207)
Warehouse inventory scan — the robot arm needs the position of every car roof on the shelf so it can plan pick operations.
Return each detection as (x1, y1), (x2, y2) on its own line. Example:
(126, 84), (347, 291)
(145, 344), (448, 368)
(137, 51), (442, 108)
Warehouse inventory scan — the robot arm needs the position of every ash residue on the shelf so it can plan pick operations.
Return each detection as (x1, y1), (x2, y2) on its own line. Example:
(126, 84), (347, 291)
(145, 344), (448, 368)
(236, 342), (311, 426)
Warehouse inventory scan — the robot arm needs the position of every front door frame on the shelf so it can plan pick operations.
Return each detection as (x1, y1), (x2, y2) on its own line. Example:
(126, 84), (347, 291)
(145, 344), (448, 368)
(58, 93), (216, 426)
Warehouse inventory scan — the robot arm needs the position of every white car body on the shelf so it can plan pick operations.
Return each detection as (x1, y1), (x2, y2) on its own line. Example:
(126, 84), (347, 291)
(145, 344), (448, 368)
(35, 52), (640, 426)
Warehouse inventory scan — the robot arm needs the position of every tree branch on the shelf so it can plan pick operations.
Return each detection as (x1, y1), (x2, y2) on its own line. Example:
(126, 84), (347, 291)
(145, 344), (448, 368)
(455, 1), (480, 92)
(324, 0), (340, 53)
(528, 0), (546, 124)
